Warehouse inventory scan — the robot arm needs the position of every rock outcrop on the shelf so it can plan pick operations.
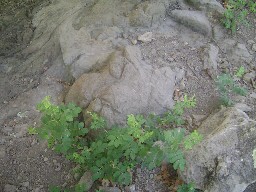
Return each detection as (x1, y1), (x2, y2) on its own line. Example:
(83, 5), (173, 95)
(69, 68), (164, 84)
(66, 46), (176, 125)
(180, 107), (256, 192)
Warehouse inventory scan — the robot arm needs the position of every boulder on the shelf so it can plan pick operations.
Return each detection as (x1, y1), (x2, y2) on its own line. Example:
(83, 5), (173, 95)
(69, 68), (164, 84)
(169, 10), (212, 36)
(186, 0), (225, 15)
(202, 44), (219, 78)
(66, 46), (176, 125)
(180, 107), (256, 192)
(221, 41), (253, 64)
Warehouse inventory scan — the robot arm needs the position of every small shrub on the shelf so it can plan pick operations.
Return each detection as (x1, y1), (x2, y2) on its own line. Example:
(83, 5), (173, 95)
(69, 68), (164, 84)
(216, 73), (247, 106)
(31, 96), (202, 188)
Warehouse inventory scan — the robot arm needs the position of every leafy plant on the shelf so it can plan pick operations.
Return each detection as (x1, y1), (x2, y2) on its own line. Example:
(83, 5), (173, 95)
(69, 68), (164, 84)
(177, 182), (196, 192)
(159, 95), (196, 126)
(216, 73), (247, 106)
(31, 96), (202, 187)
(235, 66), (245, 78)
(222, 0), (256, 33)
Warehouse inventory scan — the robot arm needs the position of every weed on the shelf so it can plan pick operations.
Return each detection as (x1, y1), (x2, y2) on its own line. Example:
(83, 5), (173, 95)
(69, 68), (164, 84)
(222, 0), (256, 33)
(216, 73), (247, 106)
(31, 96), (202, 189)
(235, 66), (245, 78)
(177, 182), (196, 192)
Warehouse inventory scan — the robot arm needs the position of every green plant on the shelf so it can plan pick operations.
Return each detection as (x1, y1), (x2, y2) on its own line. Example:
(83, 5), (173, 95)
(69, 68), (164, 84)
(32, 96), (202, 187)
(159, 95), (196, 126)
(222, 0), (256, 33)
(216, 73), (247, 106)
(177, 182), (196, 192)
(49, 184), (87, 192)
(235, 66), (245, 78)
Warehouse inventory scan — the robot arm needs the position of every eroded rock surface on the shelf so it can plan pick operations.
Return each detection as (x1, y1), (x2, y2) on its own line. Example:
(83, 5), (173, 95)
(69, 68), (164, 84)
(180, 107), (256, 192)
(169, 10), (212, 36)
(66, 46), (176, 125)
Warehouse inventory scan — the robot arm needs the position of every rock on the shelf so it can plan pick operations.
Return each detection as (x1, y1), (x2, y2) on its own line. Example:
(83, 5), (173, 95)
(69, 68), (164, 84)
(212, 25), (225, 40)
(125, 185), (136, 192)
(234, 103), (252, 112)
(186, 0), (225, 15)
(230, 43), (253, 64)
(21, 181), (29, 187)
(129, 1), (166, 27)
(4, 184), (17, 192)
(66, 46), (176, 125)
(0, 146), (6, 158)
(78, 171), (93, 191)
(54, 163), (62, 172)
(33, 185), (43, 192)
(59, 24), (114, 79)
(0, 138), (6, 145)
(203, 44), (219, 78)
(221, 41), (253, 64)
(99, 187), (121, 192)
(180, 107), (256, 192)
(169, 10), (212, 36)
(243, 71), (256, 83)
(252, 44), (256, 52)
(192, 114), (207, 126)
(247, 40), (255, 44)
(131, 39), (137, 45)
(138, 32), (153, 43)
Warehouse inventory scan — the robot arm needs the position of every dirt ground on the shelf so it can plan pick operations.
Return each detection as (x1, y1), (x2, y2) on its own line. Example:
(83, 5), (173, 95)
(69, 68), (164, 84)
(0, 0), (255, 191)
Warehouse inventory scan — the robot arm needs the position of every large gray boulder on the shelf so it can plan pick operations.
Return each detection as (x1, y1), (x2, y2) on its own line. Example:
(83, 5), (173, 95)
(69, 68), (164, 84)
(180, 107), (256, 192)
(169, 10), (212, 36)
(220, 40), (253, 64)
(186, 0), (225, 15)
(66, 46), (176, 125)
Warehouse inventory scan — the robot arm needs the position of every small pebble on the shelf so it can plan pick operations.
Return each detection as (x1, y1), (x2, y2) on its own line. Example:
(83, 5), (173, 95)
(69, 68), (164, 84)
(138, 32), (153, 43)
(43, 157), (48, 162)
(0, 139), (6, 145)
(131, 39), (137, 45)
(21, 181), (29, 187)
(54, 163), (62, 171)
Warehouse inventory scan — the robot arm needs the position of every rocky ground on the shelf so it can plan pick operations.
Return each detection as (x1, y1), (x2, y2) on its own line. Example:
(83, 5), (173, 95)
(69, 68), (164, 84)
(0, 0), (255, 192)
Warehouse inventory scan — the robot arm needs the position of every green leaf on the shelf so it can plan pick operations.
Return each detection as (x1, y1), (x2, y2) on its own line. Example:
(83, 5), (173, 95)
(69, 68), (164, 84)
(177, 183), (196, 192)
(49, 186), (62, 192)
(167, 150), (185, 171)
(74, 183), (87, 192)
(27, 127), (37, 135)
(184, 130), (203, 150)
(235, 66), (245, 78)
